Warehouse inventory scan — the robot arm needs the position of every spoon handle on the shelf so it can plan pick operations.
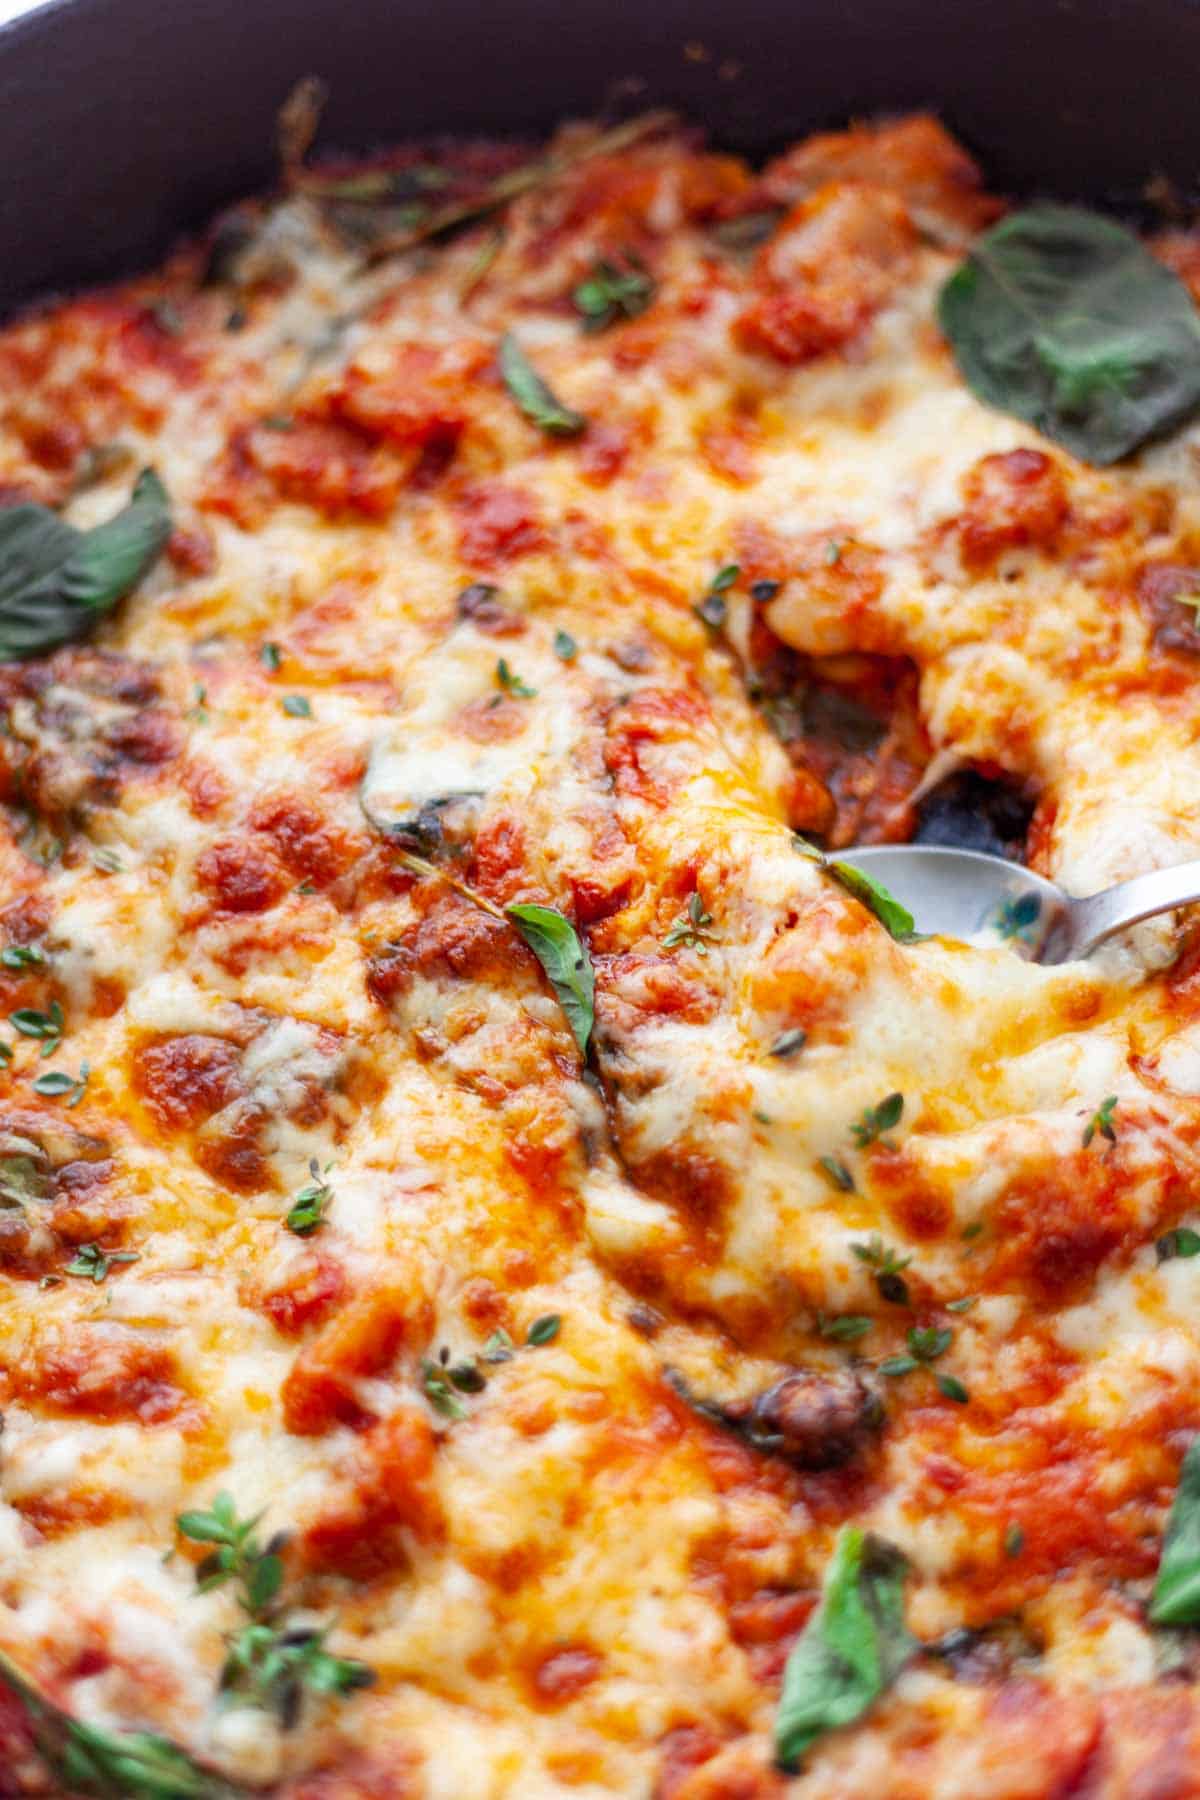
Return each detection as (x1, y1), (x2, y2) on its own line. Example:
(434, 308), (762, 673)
(1051, 858), (1200, 961)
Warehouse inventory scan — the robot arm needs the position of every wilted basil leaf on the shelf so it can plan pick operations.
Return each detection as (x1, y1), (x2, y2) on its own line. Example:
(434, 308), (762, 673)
(498, 334), (586, 437)
(775, 1527), (915, 1770)
(1150, 1438), (1200, 1626)
(939, 207), (1200, 465)
(0, 468), (171, 660)
(827, 860), (916, 942)
(507, 902), (594, 1055)
(0, 1647), (228, 1799)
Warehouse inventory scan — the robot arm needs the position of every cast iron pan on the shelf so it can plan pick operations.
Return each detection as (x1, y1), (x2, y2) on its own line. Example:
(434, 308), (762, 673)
(2, 0), (1200, 316)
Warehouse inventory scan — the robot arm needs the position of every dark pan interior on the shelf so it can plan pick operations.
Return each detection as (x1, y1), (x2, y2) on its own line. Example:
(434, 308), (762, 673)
(2, 0), (1200, 312)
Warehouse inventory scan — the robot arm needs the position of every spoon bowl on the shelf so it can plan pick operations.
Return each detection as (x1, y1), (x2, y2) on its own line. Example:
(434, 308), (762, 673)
(837, 844), (1200, 963)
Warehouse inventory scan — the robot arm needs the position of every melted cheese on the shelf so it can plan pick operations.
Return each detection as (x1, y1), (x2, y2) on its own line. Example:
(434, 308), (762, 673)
(1, 111), (1199, 1799)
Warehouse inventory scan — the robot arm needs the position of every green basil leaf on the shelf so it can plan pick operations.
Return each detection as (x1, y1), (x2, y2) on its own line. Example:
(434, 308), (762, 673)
(1150, 1438), (1200, 1626)
(498, 334), (587, 437)
(0, 469), (171, 661)
(0, 1649), (231, 1799)
(506, 902), (594, 1056)
(775, 1527), (915, 1770)
(827, 861), (916, 942)
(938, 206), (1200, 466)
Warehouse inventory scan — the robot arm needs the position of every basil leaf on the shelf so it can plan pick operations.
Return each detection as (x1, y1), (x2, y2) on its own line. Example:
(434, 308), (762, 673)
(827, 860), (916, 942)
(0, 1649), (231, 1799)
(506, 902), (594, 1055)
(0, 469), (171, 661)
(1150, 1439), (1200, 1626)
(498, 334), (586, 437)
(939, 206), (1200, 466)
(775, 1527), (915, 1771)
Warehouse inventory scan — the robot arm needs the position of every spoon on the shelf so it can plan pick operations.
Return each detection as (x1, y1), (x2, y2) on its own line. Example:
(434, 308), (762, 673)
(837, 844), (1200, 964)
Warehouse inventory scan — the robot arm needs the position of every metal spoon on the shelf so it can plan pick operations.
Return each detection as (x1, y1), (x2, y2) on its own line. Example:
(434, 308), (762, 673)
(837, 844), (1200, 964)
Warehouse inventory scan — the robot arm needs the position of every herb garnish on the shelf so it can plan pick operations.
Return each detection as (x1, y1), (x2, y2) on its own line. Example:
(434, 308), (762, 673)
(1082, 1095), (1118, 1148)
(769, 1027), (807, 1059)
(663, 891), (717, 954)
(818, 1313), (873, 1343)
(506, 902), (595, 1056)
(818, 1155), (856, 1193)
(421, 1357), (468, 1420)
(879, 1325), (968, 1401)
(829, 861), (916, 941)
(333, 111), (674, 266)
(794, 838), (917, 942)
(33, 1063), (89, 1106)
(692, 563), (740, 633)
(496, 657), (537, 698)
(1, 943), (45, 969)
(850, 1093), (904, 1149)
(1004, 1523), (1025, 1558)
(939, 206), (1200, 465)
(286, 1160), (333, 1236)
(370, 825), (595, 1059)
(852, 1235), (912, 1305)
(1150, 1439), (1200, 1626)
(692, 592), (728, 632)
(879, 1325), (951, 1377)
(0, 1648), (228, 1800)
(553, 629), (578, 661)
(573, 254), (654, 331)
(421, 1311), (557, 1417)
(936, 1374), (970, 1403)
(65, 1241), (138, 1283)
(1157, 1226), (1200, 1262)
(0, 469), (171, 661)
(11, 1000), (63, 1056)
(176, 1492), (373, 1724)
(445, 1359), (486, 1393)
(259, 642), (282, 672)
(498, 333), (586, 437)
(281, 694), (312, 718)
(774, 1527), (915, 1770)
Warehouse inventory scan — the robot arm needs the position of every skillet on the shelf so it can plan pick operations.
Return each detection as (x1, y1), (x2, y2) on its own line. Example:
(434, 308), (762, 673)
(1, 0), (1200, 317)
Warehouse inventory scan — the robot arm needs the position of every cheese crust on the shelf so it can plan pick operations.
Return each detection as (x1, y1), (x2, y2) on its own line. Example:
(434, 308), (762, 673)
(2, 111), (1200, 1797)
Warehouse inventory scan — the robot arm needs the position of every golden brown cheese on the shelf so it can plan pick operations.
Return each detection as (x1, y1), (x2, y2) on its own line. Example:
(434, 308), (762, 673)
(2, 110), (1200, 1798)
